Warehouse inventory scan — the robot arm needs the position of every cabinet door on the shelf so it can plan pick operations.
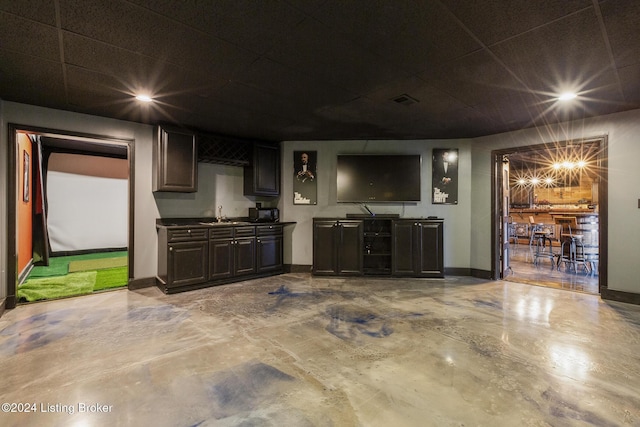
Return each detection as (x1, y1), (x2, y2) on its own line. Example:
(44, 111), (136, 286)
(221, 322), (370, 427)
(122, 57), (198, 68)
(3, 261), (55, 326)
(153, 126), (197, 192)
(313, 220), (338, 274)
(392, 221), (417, 275)
(244, 144), (280, 196)
(209, 238), (234, 281)
(234, 237), (256, 276)
(168, 241), (208, 287)
(257, 235), (283, 273)
(337, 221), (363, 275)
(416, 221), (444, 276)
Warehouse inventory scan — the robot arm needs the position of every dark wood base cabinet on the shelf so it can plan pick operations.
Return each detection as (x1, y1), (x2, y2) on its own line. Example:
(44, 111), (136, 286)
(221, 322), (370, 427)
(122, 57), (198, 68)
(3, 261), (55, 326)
(157, 227), (209, 289)
(312, 219), (363, 275)
(256, 225), (284, 273)
(313, 217), (444, 278)
(208, 226), (257, 281)
(392, 220), (444, 277)
(157, 223), (285, 294)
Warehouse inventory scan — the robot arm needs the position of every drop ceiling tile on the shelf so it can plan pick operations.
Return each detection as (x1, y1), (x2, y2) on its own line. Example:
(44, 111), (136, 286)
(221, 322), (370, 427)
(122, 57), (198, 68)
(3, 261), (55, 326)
(63, 33), (157, 84)
(235, 58), (358, 109)
(388, 1), (482, 65)
(0, 50), (66, 106)
(617, 64), (640, 104)
(59, 0), (259, 77)
(419, 50), (527, 107)
(0, 0), (57, 25)
(440, 0), (592, 46)
(211, 82), (323, 123)
(470, 97), (548, 131)
(127, 0), (306, 54)
(309, 0), (415, 45)
(600, 0), (640, 68)
(62, 33), (229, 100)
(314, 1), (481, 75)
(0, 11), (60, 61)
(265, 18), (410, 94)
(433, 107), (504, 138)
(65, 65), (133, 107)
(365, 76), (469, 114)
(164, 91), (295, 140)
(490, 9), (614, 95)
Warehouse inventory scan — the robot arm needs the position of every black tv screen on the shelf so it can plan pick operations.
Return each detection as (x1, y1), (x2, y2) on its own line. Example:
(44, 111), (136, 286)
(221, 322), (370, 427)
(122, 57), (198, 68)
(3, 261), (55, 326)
(337, 154), (421, 202)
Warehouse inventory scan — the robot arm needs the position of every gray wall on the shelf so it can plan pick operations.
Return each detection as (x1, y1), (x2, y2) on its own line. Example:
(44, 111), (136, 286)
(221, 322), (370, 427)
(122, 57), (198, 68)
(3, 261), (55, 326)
(2, 100), (639, 302)
(153, 162), (272, 219)
(280, 139), (472, 269)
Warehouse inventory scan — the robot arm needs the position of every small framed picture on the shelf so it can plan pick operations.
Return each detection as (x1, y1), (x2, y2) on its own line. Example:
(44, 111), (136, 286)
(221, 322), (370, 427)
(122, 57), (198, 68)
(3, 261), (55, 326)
(23, 151), (30, 202)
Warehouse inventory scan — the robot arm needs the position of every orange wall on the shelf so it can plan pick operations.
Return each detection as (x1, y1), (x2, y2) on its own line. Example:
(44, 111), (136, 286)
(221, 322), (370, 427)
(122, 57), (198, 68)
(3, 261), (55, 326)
(17, 132), (33, 276)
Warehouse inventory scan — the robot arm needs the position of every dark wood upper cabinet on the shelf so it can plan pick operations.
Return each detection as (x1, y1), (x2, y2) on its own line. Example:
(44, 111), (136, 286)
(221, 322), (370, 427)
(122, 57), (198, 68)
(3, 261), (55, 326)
(244, 143), (280, 196)
(153, 125), (198, 192)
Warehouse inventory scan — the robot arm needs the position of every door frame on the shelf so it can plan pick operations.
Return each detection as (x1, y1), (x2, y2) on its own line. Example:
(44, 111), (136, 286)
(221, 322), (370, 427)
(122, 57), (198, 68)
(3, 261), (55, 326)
(6, 124), (135, 308)
(491, 135), (608, 293)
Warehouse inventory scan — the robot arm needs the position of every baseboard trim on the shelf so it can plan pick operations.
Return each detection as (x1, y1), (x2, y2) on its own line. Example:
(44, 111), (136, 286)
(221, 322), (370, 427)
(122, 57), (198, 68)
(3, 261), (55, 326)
(290, 265), (492, 278)
(128, 276), (156, 290)
(470, 269), (493, 280)
(6, 294), (17, 310)
(285, 264), (312, 273)
(0, 298), (5, 318)
(444, 267), (472, 276)
(601, 288), (640, 305)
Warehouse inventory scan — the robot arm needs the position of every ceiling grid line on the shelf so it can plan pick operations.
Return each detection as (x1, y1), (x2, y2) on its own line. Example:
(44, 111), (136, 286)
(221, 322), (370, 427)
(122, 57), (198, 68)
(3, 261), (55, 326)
(591, 0), (625, 102)
(53, 0), (69, 105)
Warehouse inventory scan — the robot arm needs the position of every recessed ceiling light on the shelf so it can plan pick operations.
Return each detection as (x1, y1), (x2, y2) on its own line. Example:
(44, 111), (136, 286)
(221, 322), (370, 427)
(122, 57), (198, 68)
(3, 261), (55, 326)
(135, 94), (153, 103)
(558, 92), (577, 101)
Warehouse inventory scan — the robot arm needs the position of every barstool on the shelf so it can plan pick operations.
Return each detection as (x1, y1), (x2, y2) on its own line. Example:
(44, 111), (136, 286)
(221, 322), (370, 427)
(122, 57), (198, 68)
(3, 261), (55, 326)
(556, 216), (588, 273)
(528, 217), (550, 256)
(533, 232), (555, 267)
(528, 216), (543, 247)
(584, 251), (599, 276)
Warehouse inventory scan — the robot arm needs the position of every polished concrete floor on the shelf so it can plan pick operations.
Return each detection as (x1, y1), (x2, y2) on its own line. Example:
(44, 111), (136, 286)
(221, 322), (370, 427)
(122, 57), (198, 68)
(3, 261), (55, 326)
(506, 243), (600, 295)
(1, 273), (639, 426)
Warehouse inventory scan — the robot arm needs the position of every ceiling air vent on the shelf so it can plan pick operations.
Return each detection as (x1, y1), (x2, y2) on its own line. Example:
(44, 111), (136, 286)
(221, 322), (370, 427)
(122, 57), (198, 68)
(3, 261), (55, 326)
(392, 94), (419, 106)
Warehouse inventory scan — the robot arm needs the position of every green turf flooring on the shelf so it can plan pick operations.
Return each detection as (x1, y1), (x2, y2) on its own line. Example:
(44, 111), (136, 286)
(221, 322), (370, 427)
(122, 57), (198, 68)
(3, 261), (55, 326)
(27, 251), (128, 278)
(19, 251), (129, 303)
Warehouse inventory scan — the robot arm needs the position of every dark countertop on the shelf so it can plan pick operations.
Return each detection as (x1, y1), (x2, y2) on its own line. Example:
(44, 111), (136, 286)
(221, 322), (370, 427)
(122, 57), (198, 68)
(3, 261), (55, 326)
(156, 217), (295, 228)
(313, 216), (443, 221)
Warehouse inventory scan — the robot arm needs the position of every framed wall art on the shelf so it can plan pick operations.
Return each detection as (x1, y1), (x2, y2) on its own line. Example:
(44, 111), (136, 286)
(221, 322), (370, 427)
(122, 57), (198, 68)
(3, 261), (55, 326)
(293, 150), (317, 205)
(432, 148), (458, 204)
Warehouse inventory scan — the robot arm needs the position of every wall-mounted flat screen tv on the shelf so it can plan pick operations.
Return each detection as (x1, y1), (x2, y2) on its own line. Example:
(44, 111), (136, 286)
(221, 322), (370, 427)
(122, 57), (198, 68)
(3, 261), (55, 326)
(337, 154), (421, 202)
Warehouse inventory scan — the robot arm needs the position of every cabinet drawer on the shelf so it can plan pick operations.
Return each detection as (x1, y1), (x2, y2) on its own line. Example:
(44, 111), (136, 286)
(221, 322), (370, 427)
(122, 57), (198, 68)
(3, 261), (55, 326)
(234, 226), (256, 237)
(168, 228), (208, 242)
(210, 227), (234, 239)
(256, 224), (283, 236)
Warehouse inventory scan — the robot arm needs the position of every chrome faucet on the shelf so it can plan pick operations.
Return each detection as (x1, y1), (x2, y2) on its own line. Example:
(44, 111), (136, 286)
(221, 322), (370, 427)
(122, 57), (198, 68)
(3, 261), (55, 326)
(217, 205), (223, 223)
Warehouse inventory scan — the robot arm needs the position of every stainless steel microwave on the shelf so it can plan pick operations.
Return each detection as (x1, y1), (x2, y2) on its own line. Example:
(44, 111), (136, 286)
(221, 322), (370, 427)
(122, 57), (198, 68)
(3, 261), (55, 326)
(248, 207), (279, 222)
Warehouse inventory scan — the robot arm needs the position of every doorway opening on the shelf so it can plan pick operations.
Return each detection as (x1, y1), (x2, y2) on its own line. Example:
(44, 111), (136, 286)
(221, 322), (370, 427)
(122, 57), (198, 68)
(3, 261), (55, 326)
(492, 136), (608, 295)
(7, 125), (135, 307)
